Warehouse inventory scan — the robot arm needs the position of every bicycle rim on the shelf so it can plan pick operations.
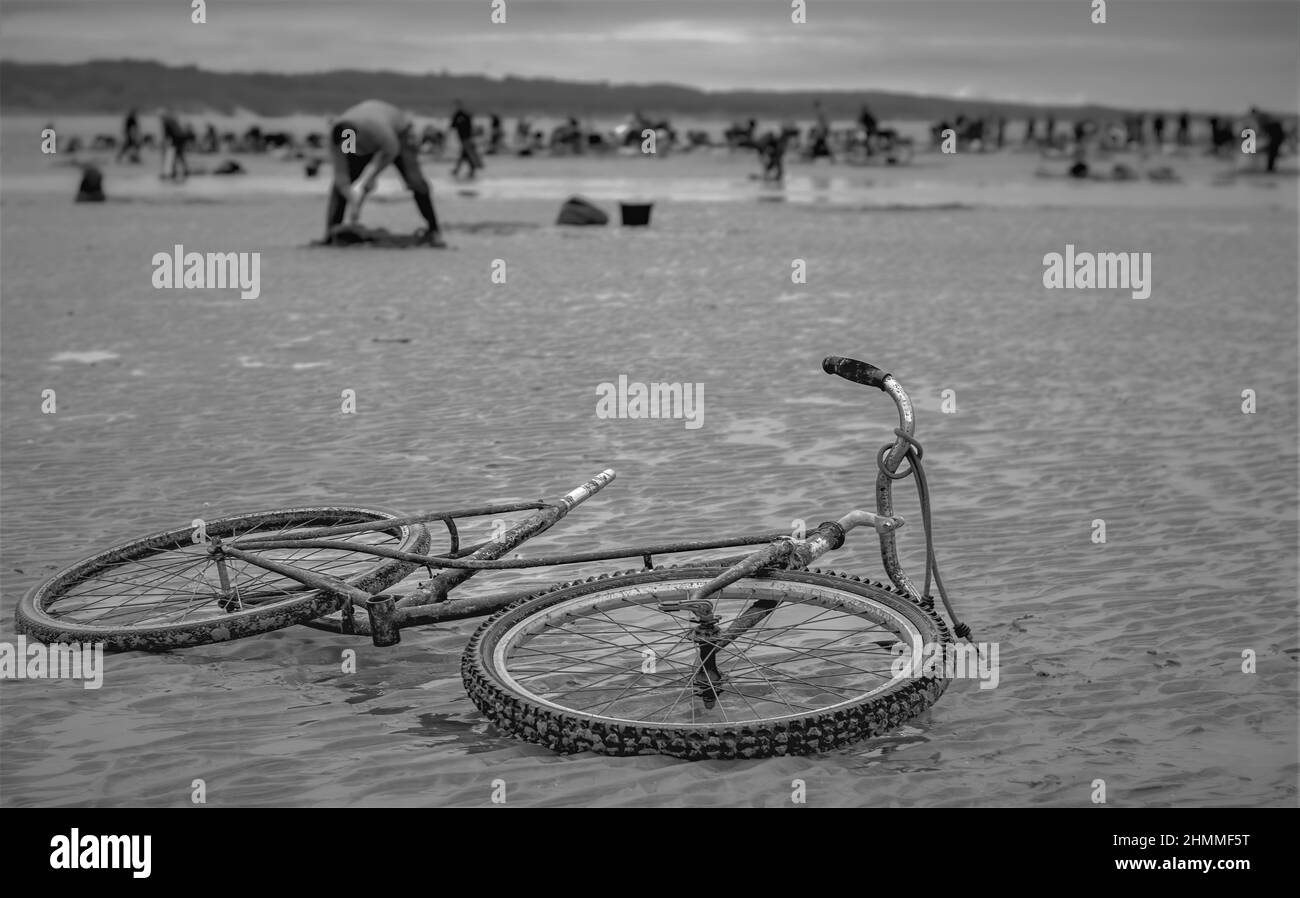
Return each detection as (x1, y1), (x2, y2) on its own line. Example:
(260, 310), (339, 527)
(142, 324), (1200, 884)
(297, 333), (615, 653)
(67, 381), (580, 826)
(464, 567), (951, 759)
(16, 506), (430, 651)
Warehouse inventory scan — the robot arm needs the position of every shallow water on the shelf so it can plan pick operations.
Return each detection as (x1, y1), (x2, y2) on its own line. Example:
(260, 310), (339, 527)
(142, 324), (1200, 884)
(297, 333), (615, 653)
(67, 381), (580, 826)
(1, 164), (1296, 806)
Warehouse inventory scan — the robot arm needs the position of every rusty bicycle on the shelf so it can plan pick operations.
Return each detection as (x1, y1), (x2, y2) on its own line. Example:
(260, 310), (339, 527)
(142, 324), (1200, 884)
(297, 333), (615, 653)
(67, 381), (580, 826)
(16, 357), (973, 759)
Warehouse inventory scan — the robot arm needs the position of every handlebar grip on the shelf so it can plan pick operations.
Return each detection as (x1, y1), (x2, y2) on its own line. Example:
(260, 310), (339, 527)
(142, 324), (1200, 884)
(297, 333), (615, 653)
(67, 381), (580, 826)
(822, 356), (890, 390)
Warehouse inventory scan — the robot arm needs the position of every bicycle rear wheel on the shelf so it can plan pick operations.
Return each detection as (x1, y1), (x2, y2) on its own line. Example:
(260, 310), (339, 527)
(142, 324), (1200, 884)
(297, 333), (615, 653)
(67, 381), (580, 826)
(16, 506), (430, 651)
(463, 566), (951, 759)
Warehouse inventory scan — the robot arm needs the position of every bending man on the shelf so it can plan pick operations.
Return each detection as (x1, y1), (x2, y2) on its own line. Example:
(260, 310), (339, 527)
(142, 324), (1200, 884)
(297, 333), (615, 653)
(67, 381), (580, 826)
(327, 99), (445, 245)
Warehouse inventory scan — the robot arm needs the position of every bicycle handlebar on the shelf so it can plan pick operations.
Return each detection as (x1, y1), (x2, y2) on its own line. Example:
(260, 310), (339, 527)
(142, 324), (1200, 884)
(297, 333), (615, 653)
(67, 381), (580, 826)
(823, 354), (924, 605)
(822, 356), (889, 390)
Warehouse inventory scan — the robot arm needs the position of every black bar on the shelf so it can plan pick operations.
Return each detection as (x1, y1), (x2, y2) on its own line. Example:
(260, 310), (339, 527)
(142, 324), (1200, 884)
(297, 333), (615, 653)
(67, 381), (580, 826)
(10, 811), (1281, 883)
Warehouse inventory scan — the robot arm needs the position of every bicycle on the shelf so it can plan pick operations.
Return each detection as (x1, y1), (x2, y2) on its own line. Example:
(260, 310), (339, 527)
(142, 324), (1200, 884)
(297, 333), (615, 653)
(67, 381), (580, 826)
(16, 357), (973, 760)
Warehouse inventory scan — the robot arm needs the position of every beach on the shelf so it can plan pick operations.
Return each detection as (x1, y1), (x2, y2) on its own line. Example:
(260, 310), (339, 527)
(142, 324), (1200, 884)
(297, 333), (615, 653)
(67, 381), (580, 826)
(1, 123), (1297, 807)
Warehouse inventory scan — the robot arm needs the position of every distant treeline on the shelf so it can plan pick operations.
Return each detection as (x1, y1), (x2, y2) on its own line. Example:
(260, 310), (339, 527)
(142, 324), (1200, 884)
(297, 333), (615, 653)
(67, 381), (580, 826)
(0, 59), (1225, 122)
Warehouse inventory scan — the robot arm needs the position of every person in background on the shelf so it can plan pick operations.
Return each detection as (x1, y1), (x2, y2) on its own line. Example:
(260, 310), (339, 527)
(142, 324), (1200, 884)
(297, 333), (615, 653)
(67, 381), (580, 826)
(1208, 116), (1231, 156)
(756, 129), (790, 180)
(1153, 113), (1166, 148)
(1176, 111), (1190, 146)
(158, 107), (190, 180)
(564, 116), (584, 154)
(1250, 107), (1286, 172)
(419, 123), (445, 156)
(325, 98), (445, 245)
(808, 100), (834, 161)
(450, 100), (483, 178)
(488, 113), (504, 155)
(858, 104), (878, 156)
(116, 108), (142, 163)
(199, 123), (219, 153)
(1136, 113), (1148, 148)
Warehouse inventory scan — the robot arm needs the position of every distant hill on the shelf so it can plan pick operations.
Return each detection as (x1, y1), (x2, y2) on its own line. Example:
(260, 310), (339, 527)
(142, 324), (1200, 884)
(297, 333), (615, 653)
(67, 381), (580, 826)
(0, 59), (1199, 122)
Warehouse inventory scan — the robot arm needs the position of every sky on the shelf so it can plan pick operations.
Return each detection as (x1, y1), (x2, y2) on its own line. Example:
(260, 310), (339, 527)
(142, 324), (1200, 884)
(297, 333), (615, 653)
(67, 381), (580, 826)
(1, 0), (1296, 109)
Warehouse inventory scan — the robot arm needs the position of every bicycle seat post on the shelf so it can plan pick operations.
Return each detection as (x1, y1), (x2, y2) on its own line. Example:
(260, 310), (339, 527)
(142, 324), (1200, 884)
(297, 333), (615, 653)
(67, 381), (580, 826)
(366, 595), (401, 647)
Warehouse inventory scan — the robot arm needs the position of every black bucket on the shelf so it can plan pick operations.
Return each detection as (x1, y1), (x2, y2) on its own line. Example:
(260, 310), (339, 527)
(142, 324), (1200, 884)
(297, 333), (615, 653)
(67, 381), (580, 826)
(620, 202), (653, 226)
(75, 165), (105, 203)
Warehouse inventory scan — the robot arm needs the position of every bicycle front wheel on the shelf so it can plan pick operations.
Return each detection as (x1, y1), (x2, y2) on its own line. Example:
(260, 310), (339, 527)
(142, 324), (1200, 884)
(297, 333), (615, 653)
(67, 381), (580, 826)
(462, 566), (951, 759)
(16, 506), (430, 651)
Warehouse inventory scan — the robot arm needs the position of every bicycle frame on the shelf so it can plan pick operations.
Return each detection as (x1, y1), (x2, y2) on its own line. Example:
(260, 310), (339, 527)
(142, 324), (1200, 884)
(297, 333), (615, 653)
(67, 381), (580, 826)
(213, 356), (940, 645)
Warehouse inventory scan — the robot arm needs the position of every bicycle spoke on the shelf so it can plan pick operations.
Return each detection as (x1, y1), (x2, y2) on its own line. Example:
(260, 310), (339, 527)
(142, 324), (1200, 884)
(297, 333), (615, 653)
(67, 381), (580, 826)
(497, 580), (921, 726)
(38, 513), (412, 627)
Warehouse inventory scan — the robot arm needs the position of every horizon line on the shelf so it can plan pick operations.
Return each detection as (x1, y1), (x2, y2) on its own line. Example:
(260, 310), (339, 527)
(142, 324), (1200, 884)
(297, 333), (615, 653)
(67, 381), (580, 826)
(3, 58), (1285, 118)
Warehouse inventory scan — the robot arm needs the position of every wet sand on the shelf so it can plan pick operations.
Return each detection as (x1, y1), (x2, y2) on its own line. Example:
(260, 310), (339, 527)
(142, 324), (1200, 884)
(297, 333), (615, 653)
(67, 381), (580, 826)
(1, 142), (1296, 806)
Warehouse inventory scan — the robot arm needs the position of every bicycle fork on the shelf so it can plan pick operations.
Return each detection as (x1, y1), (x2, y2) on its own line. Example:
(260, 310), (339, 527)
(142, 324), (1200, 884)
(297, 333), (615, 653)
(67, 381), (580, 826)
(651, 599), (726, 707)
(656, 511), (903, 707)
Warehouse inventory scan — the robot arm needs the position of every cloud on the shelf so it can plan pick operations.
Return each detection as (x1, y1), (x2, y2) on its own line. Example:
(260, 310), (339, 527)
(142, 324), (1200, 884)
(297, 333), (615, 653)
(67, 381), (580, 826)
(0, 0), (1294, 109)
(608, 20), (753, 44)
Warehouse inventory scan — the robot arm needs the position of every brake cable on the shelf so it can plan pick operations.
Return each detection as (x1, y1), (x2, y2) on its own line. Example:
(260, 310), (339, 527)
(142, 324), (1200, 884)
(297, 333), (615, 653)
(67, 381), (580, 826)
(876, 428), (972, 641)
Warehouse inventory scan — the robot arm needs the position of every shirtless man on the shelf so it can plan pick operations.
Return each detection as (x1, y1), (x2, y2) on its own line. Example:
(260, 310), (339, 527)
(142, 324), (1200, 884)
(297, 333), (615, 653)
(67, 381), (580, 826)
(327, 99), (445, 245)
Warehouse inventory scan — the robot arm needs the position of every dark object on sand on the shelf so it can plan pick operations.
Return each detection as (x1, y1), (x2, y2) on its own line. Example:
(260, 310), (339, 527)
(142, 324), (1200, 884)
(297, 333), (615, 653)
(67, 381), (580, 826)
(556, 196), (608, 226)
(75, 165), (105, 202)
(316, 223), (444, 248)
(620, 202), (653, 226)
(304, 158), (322, 178)
(213, 159), (245, 175)
(1068, 161), (1089, 179)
